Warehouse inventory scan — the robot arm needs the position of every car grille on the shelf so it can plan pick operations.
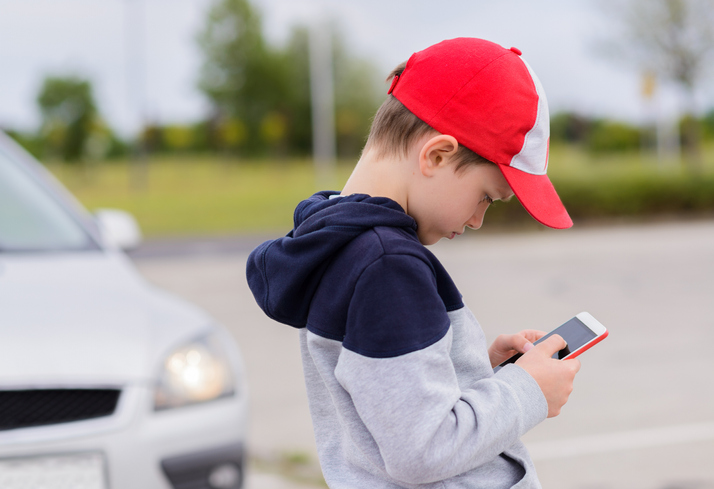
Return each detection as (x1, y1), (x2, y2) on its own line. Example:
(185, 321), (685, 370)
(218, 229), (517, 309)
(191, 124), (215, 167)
(0, 388), (121, 431)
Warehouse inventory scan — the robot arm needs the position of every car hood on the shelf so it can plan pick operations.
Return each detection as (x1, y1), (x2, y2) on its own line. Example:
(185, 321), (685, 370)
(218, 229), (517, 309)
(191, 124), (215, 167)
(0, 251), (213, 386)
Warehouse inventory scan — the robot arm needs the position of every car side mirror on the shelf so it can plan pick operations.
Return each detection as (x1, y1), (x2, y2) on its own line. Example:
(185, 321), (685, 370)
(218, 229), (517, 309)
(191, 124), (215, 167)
(94, 208), (143, 250)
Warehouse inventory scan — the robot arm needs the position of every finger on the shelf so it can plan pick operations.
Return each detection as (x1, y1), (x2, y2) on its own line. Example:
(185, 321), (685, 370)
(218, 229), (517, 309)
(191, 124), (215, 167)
(493, 334), (532, 354)
(534, 334), (568, 356)
(508, 334), (535, 353)
(519, 329), (548, 342)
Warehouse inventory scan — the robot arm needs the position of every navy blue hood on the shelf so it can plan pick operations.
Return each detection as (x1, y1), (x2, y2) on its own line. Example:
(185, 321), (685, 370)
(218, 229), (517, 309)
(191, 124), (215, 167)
(246, 191), (418, 328)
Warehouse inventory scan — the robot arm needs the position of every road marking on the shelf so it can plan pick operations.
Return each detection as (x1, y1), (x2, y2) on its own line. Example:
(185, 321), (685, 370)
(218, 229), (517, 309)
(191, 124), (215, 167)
(527, 421), (714, 461)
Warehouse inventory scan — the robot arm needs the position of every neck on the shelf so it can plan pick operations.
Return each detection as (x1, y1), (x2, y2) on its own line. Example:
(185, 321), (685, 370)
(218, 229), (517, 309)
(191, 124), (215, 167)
(341, 148), (410, 211)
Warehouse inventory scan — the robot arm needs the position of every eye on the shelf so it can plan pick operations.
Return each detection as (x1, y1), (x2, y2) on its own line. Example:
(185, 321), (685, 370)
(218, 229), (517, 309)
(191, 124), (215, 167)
(482, 194), (494, 205)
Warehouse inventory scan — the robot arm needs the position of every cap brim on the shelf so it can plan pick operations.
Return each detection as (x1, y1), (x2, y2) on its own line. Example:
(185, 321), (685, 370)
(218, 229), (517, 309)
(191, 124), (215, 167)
(499, 165), (573, 229)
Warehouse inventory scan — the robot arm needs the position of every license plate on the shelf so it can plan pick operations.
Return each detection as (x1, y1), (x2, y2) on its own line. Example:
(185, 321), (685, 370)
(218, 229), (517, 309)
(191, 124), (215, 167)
(0, 452), (107, 489)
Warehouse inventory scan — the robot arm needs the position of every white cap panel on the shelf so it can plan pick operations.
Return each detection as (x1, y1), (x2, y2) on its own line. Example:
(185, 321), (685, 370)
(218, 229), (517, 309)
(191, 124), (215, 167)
(509, 58), (550, 176)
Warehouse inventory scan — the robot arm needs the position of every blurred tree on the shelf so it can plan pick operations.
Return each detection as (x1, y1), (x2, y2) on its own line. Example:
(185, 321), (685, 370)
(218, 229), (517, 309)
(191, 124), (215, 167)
(702, 109), (714, 141)
(279, 24), (381, 158)
(37, 76), (99, 162)
(550, 112), (593, 144)
(587, 120), (642, 154)
(216, 117), (249, 150)
(197, 0), (290, 153)
(163, 125), (195, 152)
(140, 124), (164, 153)
(197, 0), (381, 158)
(280, 26), (312, 155)
(333, 33), (381, 158)
(604, 0), (714, 168)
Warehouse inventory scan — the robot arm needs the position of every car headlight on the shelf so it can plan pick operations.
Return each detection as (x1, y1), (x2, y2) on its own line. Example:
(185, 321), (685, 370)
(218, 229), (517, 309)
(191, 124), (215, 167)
(154, 331), (235, 410)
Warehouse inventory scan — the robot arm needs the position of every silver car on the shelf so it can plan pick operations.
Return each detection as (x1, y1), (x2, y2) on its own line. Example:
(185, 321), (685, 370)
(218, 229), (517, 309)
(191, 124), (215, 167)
(0, 131), (248, 489)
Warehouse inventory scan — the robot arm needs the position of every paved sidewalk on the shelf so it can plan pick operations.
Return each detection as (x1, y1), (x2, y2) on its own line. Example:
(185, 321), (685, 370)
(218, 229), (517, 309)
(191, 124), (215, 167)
(245, 471), (324, 489)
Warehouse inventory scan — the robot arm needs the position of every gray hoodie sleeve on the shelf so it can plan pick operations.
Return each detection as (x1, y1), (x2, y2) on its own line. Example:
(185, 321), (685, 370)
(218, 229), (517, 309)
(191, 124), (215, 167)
(334, 254), (548, 485)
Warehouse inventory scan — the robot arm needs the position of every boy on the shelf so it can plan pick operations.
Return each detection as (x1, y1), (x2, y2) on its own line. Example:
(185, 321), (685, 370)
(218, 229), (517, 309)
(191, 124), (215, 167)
(246, 38), (580, 488)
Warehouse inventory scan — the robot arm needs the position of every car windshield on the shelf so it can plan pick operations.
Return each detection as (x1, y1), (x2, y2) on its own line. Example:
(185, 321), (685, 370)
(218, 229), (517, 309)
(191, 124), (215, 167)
(0, 145), (96, 252)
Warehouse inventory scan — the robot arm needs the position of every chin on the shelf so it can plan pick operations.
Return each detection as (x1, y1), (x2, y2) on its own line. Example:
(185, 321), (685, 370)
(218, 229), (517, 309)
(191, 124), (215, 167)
(418, 235), (440, 246)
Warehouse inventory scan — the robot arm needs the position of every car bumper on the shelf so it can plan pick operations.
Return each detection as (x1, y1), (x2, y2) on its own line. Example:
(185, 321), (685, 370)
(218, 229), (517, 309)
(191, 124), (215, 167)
(161, 441), (244, 489)
(0, 383), (248, 489)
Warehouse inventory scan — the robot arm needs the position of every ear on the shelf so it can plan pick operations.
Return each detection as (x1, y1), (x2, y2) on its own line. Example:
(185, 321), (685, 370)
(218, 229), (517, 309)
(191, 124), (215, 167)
(418, 134), (459, 177)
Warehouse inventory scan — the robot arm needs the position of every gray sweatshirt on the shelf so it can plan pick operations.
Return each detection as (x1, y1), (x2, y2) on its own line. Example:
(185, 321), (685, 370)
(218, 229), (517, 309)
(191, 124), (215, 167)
(247, 192), (548, 488)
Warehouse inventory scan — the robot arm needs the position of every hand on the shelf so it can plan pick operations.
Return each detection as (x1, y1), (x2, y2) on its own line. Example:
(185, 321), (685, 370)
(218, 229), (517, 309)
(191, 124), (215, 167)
(516, 335), (581, 418)
(488, 329), (546, 368)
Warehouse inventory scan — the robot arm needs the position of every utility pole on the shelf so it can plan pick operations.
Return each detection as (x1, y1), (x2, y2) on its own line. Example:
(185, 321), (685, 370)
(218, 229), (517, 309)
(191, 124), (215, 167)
(641, 70), (680, 167)
(123, 0), (149, 191)
(309, 21), (336, 189)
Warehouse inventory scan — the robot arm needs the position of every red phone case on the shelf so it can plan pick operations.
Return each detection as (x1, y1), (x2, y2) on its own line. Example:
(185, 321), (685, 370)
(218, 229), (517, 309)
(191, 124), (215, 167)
(562, 329), (609, 359)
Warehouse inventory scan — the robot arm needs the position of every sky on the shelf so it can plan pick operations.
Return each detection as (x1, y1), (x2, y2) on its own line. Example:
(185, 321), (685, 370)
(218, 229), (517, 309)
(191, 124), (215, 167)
(0, 0), (709, 137)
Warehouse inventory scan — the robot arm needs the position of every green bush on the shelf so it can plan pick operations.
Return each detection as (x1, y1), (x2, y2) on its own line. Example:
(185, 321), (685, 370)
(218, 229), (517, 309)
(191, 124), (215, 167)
(586, 121), (642, 154)
(555, 173), (714, 217)
(701, 110), (714, 141)
(486, 170), (714, 227)
(550, 112), (592, 144)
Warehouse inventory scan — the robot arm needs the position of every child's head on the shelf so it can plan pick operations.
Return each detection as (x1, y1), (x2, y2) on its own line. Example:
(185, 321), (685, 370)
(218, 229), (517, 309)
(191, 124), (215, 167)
(364, 37), (572, 231)
(364, 63), (493, 173)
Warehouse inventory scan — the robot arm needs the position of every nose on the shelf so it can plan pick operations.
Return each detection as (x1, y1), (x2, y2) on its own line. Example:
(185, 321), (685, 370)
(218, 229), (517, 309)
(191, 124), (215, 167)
(465, 206), (488, 230)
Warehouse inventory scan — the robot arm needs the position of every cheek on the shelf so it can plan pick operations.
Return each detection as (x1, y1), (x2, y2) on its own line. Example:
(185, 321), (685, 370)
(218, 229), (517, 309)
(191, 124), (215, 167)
(451, 195), (481, 222)
(436, 203), (463, 228)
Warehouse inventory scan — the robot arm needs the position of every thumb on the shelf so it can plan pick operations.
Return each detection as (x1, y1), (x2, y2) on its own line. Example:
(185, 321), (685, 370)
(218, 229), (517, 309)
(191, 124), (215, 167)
(534, 334), (568, 357)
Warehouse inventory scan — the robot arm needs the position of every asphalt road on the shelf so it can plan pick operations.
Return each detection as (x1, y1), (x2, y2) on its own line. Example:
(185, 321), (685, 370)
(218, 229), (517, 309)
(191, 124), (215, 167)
(132, 220), (714, 489)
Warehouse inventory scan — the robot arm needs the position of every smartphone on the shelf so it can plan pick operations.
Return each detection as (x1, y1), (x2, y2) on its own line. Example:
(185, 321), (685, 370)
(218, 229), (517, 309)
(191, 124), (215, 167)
(493, 312), (608, 373)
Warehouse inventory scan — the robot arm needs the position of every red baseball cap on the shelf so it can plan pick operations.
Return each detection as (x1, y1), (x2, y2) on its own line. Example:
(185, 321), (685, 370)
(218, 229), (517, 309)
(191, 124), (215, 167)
(389, 37), (573, 229)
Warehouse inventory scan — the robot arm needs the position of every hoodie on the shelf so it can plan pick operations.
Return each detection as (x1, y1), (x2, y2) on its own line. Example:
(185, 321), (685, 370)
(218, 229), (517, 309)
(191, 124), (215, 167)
(246, 191), (548, 488)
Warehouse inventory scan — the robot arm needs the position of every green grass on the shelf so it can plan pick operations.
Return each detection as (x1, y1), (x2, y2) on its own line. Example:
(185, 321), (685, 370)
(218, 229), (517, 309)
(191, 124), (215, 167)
(45, 145), (714, 237)
(48, 154), (352, 237)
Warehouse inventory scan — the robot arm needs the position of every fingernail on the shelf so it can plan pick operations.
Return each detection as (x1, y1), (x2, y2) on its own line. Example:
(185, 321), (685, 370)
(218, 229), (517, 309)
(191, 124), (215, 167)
(523, 342), (534, 352)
